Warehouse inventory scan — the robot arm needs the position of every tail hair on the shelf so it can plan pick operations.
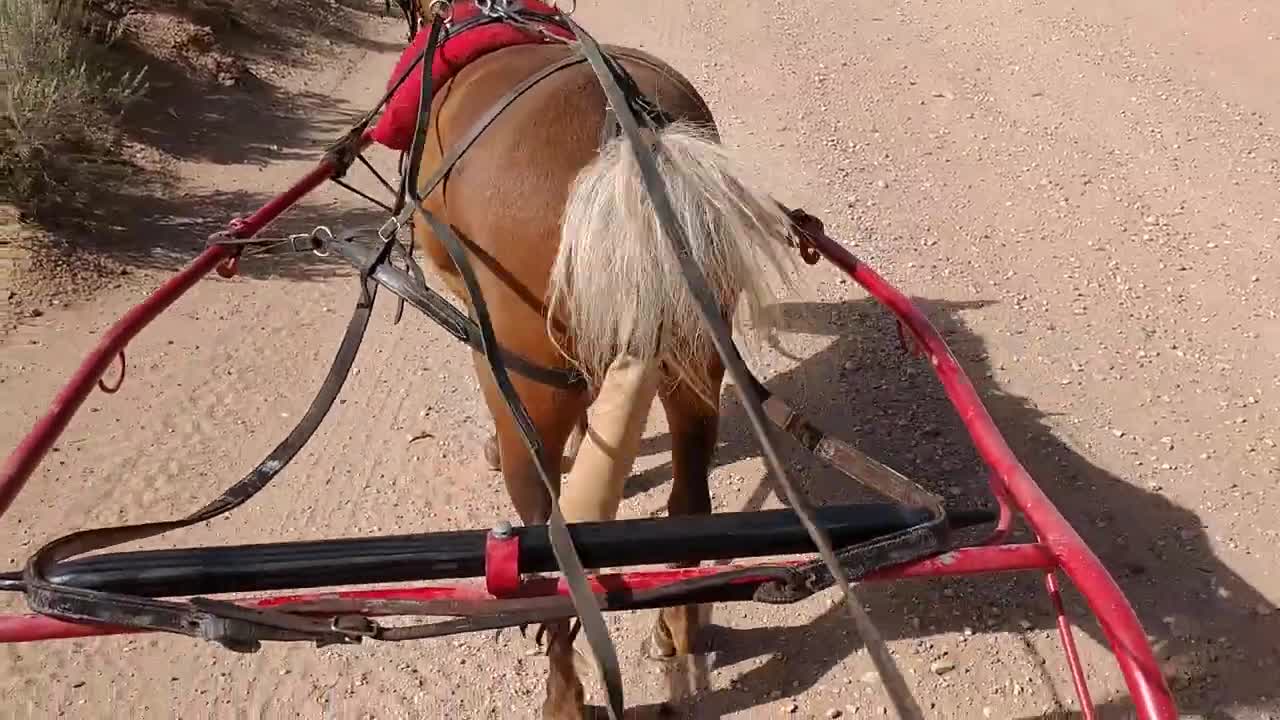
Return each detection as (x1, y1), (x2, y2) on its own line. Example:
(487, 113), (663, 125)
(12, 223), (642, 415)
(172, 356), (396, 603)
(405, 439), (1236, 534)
(547, 121), (797, 406)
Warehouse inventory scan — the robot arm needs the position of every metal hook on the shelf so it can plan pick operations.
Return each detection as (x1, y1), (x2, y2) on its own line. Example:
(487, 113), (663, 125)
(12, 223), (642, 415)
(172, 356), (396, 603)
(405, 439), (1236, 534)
(378, 215), (402, 242)
(98, 350), (126, 394)
(216, 254), (240, 278)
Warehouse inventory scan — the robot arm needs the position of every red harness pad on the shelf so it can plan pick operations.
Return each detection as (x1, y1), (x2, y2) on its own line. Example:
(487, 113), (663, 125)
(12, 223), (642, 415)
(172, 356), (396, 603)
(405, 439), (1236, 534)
(370, 3), (570, 151)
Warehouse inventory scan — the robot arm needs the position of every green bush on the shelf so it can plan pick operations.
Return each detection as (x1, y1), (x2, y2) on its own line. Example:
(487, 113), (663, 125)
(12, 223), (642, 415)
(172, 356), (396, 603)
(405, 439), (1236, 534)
(0, 0), (145, 214)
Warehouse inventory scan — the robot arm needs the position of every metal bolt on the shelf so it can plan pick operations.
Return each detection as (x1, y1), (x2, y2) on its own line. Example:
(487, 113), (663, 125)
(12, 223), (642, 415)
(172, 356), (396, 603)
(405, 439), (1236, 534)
(491, 520), (513, 538)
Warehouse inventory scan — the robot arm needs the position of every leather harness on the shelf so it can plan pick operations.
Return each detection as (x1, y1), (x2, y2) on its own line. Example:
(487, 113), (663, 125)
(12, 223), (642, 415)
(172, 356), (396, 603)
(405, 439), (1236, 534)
(17, 6), (947, 720)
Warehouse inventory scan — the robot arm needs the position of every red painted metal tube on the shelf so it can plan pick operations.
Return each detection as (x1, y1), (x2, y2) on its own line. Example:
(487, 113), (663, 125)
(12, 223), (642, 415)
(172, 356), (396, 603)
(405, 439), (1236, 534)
(0, 543), (1059, 643)
(0, 152), (1172, 718)
(1046, 570), (1096, 719)
(0, 615), (134, 643)
(0, 132), (372, 520)
(807, 233), (1176, 719)
(0, 245), (230, 517)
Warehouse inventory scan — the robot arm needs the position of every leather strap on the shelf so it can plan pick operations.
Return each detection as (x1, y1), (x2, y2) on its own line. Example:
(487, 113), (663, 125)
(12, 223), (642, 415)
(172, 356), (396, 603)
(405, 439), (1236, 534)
(19, 12), (944, 720)
(329, 231), (584, 388)
(395, 9), (627, 719)
(23, 273), (384, 651)
(391, 53), (588, 231)
(561, 15), (927, 719)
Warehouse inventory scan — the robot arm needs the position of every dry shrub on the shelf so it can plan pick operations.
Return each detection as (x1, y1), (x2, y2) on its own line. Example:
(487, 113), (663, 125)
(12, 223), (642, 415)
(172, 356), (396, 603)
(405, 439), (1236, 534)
(0, 0), (145, 216)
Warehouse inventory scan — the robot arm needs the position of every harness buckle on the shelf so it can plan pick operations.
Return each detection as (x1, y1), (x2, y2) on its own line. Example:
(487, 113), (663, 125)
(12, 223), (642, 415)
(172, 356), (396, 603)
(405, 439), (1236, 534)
(331, 615), (381, 640)
(476, 0), (510, 18)
(427, 0), (453, 22)
(309, 226), (334, 257)
(378, 215), (402, 242)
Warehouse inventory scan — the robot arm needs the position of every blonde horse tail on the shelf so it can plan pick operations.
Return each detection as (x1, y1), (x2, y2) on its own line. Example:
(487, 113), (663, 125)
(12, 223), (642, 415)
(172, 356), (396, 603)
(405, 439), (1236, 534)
(547, 120), (796, 406)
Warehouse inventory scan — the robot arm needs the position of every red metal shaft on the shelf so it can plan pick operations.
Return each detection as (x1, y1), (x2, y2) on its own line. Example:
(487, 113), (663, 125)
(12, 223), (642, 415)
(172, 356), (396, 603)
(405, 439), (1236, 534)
(1046, 570), (1096, 718)
(0, 133), (371, 520)
(807, 233), (1176, 719)
(0, 246), (230, 517)
(0, 543), (1061, 643)
(0, 162), (1174, 719)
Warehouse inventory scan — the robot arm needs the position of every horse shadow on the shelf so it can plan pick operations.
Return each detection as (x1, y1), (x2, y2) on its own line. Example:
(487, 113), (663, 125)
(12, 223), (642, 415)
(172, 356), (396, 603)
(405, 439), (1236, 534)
(625, 297), (1278, 718)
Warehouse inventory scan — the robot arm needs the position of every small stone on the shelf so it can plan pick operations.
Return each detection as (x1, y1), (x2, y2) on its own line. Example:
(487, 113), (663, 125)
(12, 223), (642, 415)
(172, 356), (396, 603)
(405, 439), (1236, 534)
(27, 307), (43, 318)
(826, 709), (843, 719)
(1017, 618), (1033, 630)
(930, 660), (956, 675)
(982, 708), (994, 718)
(783, 701), (798, 714)
(1111, 429), (1125, 438)
(876, 179), (889, 189)
(1163, 614), (1195, 640)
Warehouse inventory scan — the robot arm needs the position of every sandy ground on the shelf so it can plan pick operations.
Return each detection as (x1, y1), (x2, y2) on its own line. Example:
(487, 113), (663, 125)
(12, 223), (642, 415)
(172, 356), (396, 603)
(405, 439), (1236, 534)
(2, 1), (1278, 718)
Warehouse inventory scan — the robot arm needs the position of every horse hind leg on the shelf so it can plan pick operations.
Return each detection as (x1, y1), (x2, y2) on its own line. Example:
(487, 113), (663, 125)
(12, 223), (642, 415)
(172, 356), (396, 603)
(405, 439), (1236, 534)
(473, 353), (592, 719)
(646, 370), (722, 708)
(482, 353), (659, 719)
(557, 354), (659, 521)
(484, 412), (587, 472)
(535, 353), (660, 719)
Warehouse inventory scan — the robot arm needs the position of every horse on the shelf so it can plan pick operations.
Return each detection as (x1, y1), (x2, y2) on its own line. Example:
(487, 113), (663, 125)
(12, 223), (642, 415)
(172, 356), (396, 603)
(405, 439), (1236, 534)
(398, 9), (799, 718)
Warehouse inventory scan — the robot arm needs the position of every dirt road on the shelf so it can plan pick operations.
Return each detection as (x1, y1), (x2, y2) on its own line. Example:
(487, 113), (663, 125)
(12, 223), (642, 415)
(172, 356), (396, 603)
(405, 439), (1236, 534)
(2, 1), (1277, 718)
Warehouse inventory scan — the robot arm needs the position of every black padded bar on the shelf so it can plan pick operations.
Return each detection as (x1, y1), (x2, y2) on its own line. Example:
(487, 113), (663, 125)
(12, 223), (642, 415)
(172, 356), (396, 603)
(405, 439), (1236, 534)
(4, 505), (994, 598)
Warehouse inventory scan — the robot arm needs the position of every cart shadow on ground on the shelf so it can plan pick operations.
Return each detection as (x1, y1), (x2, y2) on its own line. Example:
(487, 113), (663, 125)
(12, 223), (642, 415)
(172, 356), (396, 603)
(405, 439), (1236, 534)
(621, 298), (1277, 720)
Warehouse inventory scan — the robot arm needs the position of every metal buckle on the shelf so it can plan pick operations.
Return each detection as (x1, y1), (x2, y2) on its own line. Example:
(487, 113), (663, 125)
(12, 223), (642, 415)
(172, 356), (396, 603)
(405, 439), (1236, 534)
(378, 216), (402, 242)
(310, 226), (334, 257)
(331, 615), (381, 639)
(427, 0), (453, 22)
(476, 0), (509, 18)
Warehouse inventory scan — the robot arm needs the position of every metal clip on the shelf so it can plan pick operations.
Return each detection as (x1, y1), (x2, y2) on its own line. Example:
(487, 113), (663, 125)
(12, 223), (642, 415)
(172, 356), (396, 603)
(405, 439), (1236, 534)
(476, 0), (509, 18)
(310, 225), (334, 257)
(331, 615), (381, 639)
(377, 215), (402, 242)
(427, 0), (453, 22)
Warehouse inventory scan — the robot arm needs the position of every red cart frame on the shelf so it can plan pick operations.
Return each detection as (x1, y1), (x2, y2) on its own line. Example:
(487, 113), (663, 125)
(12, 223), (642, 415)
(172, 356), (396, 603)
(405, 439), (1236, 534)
(0, 124), (1177, 720)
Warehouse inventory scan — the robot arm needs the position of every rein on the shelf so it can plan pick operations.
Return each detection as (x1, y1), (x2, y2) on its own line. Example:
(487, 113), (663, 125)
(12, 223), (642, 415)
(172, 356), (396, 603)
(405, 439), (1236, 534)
(17, 4), (946, 720)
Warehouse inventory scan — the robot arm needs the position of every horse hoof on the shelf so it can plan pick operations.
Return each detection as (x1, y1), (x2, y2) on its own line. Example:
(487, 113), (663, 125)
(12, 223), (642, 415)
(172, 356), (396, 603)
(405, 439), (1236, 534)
(645, 621), (677, 660)
(483, 434), (501, 470)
